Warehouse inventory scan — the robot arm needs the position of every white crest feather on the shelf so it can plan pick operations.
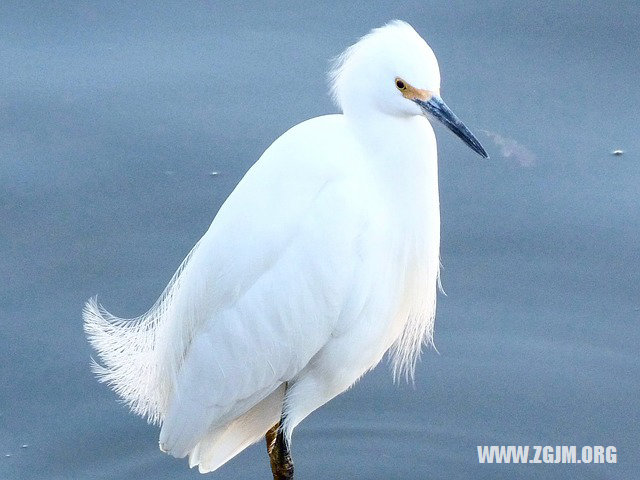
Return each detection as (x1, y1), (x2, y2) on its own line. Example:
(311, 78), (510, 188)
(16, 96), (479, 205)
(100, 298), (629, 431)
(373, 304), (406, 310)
(329, 20), (425, 111)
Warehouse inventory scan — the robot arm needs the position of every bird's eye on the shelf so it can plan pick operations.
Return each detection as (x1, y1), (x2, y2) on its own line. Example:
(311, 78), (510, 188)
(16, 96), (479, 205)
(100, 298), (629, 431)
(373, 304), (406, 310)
(395, 79), (406, 90)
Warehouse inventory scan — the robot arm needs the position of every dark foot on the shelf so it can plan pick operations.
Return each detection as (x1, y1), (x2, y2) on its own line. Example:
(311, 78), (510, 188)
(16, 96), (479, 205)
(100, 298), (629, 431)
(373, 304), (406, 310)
(265, 421), (294, 480)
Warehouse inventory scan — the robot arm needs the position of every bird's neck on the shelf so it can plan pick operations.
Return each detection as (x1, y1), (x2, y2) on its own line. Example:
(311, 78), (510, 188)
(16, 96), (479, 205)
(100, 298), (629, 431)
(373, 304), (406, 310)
(347, 112), (440, 218)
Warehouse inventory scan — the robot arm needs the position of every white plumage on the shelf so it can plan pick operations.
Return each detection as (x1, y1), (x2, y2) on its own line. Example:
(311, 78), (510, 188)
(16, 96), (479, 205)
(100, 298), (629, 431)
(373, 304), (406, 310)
(84, 20), (487, 474)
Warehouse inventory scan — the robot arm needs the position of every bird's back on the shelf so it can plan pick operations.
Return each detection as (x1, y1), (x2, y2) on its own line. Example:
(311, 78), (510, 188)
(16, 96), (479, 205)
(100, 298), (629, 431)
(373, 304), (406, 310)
(85, 113), (393, 469)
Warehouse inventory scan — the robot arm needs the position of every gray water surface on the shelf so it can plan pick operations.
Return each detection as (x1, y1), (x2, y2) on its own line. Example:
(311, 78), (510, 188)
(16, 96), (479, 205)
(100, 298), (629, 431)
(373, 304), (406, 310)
(1, 2), (639, 479)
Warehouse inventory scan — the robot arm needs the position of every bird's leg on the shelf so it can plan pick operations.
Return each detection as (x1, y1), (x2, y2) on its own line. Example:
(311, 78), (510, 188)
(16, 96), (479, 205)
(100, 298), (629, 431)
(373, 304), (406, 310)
(265, 417), (294, 479)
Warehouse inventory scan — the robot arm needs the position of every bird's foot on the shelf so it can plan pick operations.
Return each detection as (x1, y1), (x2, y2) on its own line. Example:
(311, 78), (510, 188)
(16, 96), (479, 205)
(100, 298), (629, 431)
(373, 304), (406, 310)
(266, 422), (294, 480)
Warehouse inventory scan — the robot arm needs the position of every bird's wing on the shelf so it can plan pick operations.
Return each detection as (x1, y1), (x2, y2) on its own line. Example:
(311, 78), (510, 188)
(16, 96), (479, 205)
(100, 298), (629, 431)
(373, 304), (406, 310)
(157, 116), (379, 457)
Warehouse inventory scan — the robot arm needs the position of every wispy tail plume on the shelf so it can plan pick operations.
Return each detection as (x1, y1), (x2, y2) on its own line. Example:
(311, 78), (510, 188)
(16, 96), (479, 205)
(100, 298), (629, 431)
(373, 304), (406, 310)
(83, 240), (203, 425)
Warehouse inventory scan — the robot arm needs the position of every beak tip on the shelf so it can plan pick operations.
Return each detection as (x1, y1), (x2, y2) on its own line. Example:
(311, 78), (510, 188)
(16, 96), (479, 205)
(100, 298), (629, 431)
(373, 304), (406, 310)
(473, 142), (489, 159)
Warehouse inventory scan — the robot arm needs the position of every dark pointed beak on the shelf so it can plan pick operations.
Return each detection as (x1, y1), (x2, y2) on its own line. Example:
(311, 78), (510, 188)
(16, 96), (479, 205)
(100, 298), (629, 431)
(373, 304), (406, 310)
(415, 96), (488, 158)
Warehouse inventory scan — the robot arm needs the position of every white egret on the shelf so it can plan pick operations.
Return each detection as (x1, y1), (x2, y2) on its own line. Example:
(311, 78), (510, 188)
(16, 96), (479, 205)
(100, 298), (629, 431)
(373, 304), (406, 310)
(84, 20), (487, 479)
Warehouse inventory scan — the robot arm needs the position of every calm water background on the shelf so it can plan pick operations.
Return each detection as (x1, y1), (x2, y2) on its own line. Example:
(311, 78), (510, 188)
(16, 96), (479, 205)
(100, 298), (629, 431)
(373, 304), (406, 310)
(1, 2), (638, 479)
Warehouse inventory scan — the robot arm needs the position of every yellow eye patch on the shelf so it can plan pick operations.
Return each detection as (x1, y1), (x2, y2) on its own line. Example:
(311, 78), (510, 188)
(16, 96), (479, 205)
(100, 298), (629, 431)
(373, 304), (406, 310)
(395, 77), (433, 101)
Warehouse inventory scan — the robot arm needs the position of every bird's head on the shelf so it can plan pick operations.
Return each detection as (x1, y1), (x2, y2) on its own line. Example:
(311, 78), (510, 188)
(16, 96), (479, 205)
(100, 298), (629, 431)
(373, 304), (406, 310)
(330, 20), (488, 158)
